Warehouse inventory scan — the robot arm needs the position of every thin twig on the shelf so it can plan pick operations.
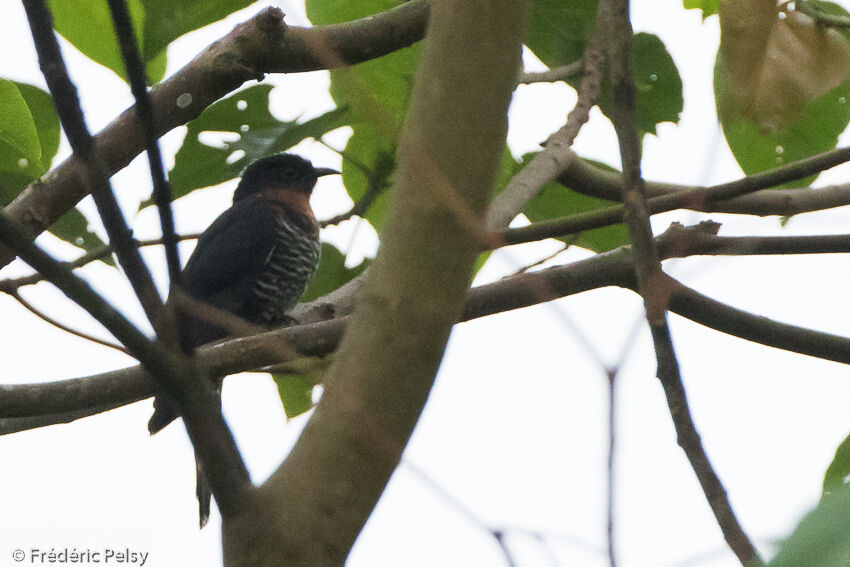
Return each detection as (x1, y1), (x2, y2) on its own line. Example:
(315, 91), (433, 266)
(512, 239), (572, 274)
(405, 461), (518, 567)
(317, 139), (392, 227)
(8, 288), (129, 354)
(106, 0), (181, 286)
(517, 60), (583, 85)
(0, 233), (201, 292)
(606, 368), (617, 567)
(0, 210), (251, 516)
(0, 211), (159, 362)
(602, 0), (762, 564)
(486, 23), (607, 230)
(23, 0), (166, 334)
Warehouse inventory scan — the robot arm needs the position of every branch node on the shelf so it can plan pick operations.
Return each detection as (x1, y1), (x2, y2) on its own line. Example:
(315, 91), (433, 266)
(256, 7), (286, 32)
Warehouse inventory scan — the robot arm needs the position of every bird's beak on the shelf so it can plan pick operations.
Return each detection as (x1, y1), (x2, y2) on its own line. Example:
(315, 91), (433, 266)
(314, 167), (341, 177)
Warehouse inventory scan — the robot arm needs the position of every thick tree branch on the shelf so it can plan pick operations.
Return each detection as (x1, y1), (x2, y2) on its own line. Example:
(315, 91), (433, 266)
(223, 1), (527, 563)
(6, 225), (850, 435)
(504, 145), (850, 246)
(558, 148), (850, 216)
(0, 1), (429, 271)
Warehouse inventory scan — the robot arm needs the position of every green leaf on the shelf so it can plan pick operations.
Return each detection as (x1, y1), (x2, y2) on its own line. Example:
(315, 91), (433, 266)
(165, 85), (349, 205)
(271, 373), (314, 420)
(15, 83), (60, 171)
(51, 208), (112, 264)
(48, 0), (167, 83)
(617, 33), (684, 135)
(301, 242), (367, 303)
(517, 153), (629, 253)
(0, 81), (107, 259)
(715, 1), (850, 185)
(683, 0), (718, 18)
(769, 484), (850, 566)
(526, 0), (597, 67)
(824, 433), (850, 496)
(0, 79), (43, 178)
(337, 137), (394, 229)
(0, 82), (60, 203)
(593, 32), (683, 136)
(307, 0), (419, 232)
(716, 67), (850, 187)
(51, 0), (259, 83)
(140, 0), (255, 62)
(525, 0), (683, 136)
(272, 356), (334, 419)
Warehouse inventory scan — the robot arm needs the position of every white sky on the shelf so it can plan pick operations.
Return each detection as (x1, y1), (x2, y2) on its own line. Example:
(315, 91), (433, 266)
(2, 1), (850, 566)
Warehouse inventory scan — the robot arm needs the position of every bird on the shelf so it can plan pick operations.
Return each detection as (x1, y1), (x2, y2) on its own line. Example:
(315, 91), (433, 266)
(147, 152), (339, 527)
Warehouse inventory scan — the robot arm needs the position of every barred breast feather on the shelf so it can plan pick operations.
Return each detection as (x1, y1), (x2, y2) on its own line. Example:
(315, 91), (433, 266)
(248, 212), (321, 327)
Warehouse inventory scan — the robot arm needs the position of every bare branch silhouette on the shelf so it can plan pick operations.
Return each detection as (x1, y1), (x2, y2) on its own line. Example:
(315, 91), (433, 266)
(106, 0), (181, 286)
(0, 233), (202, 292)
(7, 288), (128, 354)
(602, 2), (761, 563)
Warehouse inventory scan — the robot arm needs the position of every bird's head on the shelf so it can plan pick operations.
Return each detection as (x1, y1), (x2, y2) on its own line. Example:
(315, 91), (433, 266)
(233, 153), (339, 203)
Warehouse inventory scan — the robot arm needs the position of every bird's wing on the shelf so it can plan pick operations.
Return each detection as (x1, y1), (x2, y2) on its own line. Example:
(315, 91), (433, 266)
(181, 198), (279, 308)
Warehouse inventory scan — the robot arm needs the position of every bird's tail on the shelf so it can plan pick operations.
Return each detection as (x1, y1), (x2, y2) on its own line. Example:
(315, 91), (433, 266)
(148, 393), (179, 434)
(148, 390), (219, 528)
(197, 459), (212, 528)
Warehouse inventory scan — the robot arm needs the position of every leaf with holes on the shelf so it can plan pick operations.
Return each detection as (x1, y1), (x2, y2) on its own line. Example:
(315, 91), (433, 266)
(51, 208), (113, 265)
(163, 85), (349, 206)
(716, 1), (850, 185)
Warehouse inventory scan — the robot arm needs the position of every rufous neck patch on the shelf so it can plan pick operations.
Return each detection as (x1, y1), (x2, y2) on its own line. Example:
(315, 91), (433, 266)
(258, 187), (315, 221)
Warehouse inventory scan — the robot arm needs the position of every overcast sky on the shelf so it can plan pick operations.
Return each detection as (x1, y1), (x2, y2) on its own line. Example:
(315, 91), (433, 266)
(2, 1), (850, 566)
